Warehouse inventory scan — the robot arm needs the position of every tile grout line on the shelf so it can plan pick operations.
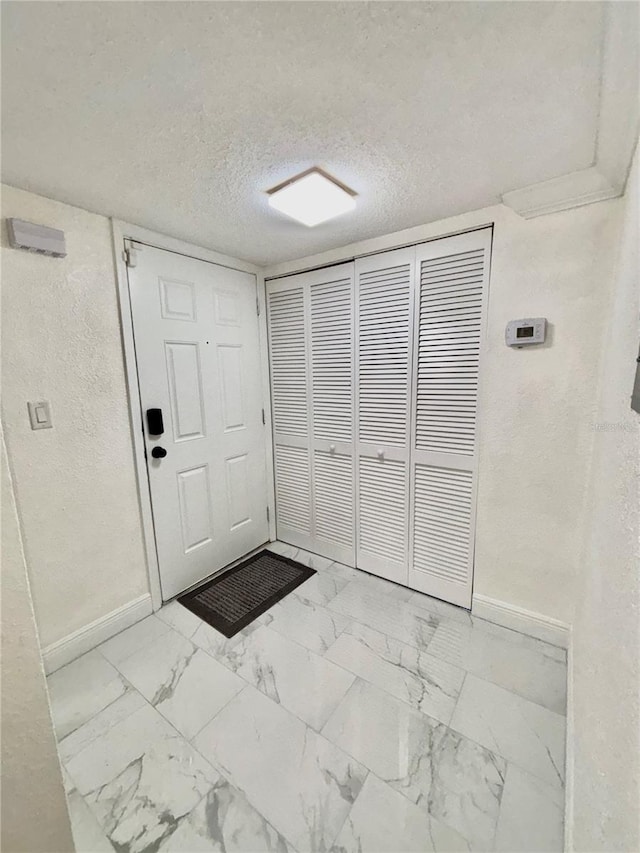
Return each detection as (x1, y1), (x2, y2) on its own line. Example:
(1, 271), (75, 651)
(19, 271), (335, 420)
(324, 767), (372, 851)
(446, 675), (567, 794)
(185, 678), (365, 853)
(327, 588), (568, 716)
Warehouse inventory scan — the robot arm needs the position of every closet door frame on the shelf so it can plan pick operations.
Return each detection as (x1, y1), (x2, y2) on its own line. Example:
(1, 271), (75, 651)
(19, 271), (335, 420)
(408, 227), (492, 607)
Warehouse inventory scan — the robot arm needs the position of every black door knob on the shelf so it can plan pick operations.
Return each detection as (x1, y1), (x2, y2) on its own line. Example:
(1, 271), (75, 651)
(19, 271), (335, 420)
(151, 446), (167, 459)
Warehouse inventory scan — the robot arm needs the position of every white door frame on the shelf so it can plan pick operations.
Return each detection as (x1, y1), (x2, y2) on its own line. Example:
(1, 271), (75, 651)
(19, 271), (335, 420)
(111, 219), (276, 611)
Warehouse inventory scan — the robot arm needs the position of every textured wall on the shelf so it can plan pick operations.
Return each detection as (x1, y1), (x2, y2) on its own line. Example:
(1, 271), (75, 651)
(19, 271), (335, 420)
(1, 431), (74, 852)
(571, 146), (639, 850)
(1, 185), (147, 647)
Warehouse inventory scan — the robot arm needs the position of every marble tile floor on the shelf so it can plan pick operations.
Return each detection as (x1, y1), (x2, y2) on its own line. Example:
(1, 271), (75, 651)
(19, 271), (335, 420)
(49, 542), (566, 853)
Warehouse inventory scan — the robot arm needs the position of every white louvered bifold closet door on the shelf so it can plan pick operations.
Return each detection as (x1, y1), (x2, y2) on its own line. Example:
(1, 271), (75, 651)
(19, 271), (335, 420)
(355, 247), (415, 584)
(408, 228), (491, 607)
(267, 277), (313, 549)
(267, 264), (356, 563)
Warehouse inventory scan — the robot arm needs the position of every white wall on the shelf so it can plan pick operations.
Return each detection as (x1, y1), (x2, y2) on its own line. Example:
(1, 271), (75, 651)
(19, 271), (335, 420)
(265, 199), (622, 626)
(1, 184), (148, 648)
(1, 429), (74, 852)
(570, 146), (639, 851)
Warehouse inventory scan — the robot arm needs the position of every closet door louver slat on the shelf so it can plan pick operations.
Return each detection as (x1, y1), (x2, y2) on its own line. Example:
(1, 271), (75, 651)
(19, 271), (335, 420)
(409, 229), (491, 608)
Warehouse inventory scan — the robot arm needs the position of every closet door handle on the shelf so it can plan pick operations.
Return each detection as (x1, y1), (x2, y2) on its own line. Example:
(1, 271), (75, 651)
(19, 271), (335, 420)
(329, 444), (336, 454)
(377, 448), (385, 460)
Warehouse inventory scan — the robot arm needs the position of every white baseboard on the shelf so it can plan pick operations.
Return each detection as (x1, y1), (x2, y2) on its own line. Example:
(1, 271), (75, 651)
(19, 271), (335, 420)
(42, 594), (153, 674)
(564, 629), (575, 851)
(472, 593), (570, 648)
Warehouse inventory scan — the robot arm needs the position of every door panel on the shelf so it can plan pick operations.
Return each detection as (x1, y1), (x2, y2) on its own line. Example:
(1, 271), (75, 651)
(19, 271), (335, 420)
(225, 454), (251, 529)
(267, 279), (313, 549)
(273, 444), (312, 537)
(177, 464), (213, 552)
(310, 277), (353, 443)
(408, 228), (491, 607)
(309, 267), (355, 564)
(165, 341), (206, 440)
(313, 449), (354, 554)
(358, 455), (408, 582)
(128, 243), (268, 600)
(355, 247), (415, 583)
(217, 344), (246, 431)
(268, 286), (309, 437)
(267, 264), (356, 564)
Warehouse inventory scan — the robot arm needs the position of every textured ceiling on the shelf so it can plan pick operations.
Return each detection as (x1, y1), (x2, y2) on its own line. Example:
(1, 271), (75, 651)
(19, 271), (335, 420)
(2, 2), (607, 265)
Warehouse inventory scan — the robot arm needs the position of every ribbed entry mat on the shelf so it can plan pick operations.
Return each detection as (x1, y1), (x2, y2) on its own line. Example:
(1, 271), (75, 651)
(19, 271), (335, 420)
(178, 550), (316, 638)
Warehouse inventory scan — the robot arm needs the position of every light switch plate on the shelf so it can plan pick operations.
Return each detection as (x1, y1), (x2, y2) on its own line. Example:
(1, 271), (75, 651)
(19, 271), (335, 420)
(28, 400), (53, 430)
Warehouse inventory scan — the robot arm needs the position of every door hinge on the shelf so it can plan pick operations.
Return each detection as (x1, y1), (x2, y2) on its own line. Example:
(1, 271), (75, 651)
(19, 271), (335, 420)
(266, 506), (270, 522)
(261, 408), (265, 425)
(123, 243), (138, 268)
(256, 296), (261, 316)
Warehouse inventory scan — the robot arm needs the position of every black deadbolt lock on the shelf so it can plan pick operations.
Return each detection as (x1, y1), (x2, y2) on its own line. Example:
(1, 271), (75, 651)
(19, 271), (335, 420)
(146, 408), (164, 436)
(151, 446), (167, 459)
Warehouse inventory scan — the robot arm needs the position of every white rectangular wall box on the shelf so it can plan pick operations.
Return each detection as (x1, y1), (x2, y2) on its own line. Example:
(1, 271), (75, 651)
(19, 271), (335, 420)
(6, 218), (66, 257)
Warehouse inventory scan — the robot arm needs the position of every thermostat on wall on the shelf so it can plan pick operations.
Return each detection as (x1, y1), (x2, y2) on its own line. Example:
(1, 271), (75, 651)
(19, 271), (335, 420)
(505, 318), (547, 347)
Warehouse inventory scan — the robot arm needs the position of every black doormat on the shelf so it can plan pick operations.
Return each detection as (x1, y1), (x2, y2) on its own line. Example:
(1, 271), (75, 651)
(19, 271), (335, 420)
(178, 550), (316, 638)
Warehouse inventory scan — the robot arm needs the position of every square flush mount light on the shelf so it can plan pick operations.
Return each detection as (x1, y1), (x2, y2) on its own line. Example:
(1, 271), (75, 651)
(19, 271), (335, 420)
(267, 168), (356, 227)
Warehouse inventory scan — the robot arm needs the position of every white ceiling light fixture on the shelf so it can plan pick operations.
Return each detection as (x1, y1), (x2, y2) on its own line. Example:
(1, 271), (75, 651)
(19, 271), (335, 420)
(267, 167), (356, 227)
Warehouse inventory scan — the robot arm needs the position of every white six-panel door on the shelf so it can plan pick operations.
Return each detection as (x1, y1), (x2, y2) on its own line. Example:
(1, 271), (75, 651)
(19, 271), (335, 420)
(128, 244), (269, 600)
(266, 227), (490, 609)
